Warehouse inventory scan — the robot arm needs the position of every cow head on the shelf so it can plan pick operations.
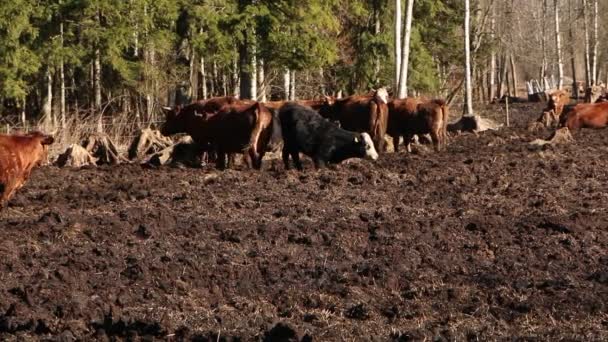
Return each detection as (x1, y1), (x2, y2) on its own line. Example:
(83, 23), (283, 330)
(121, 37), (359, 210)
(374, 87), (389, 104)
(26, 131), (55, 166)
(160, 105), (184, 136)
(357, 132), (379, 161)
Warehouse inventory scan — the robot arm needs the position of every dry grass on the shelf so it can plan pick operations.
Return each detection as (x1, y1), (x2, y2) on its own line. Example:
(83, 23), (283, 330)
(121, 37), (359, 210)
(30, 112), (163, 159)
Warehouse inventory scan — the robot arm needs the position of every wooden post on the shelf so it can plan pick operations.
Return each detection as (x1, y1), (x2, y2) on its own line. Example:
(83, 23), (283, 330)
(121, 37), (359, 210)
(505, 95), (510, 127)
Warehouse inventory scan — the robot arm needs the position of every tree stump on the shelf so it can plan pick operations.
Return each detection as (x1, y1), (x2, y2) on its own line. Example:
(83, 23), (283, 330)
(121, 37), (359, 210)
(529, 127), (573, 149)
(81, 133), (125, 165)
(145, 136), (204, 168)
(127, 128), (173, 161)
(448, 115), (502, 133)
(55, 144), (98, 168)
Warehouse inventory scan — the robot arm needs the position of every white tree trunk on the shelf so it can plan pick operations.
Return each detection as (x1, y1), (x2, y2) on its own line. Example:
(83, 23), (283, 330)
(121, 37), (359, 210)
(373, 6), (381, 84)
(60, 22), (66, 128)
(464, 0), (474, 116)
(489, 3), (496, 101)
(94, 48), (102, 110)
(233, 55), (239, 97)
(189, 48), (197, 100)
(591, 0), (599, 85)
(583, 0), (591, 88)
(250, 39), (257, 100)
(540, 0), (548, 80)
(283, 69), (290, 100)
(290, 70), (296, 101)
(394, 0), (402, 91)
(258, 59), (266, 102)
(44, 69), (53, 126)
(319, 68), (326, 95)
(201, 55), (207, 99)
(554, 0), (563, 89)
(397, 0), (414, 99)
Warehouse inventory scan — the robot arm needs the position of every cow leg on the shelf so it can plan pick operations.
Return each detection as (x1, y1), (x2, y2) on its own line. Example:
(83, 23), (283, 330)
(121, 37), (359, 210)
(282, 146), (291, 170)
(313, 159), (326, 169)
(392, 135), (400, 153)
(404, 135), (413, 153)
(216, 150), (227, 170)
(431, 130), (441, 152)
(291, 151), (303, 171)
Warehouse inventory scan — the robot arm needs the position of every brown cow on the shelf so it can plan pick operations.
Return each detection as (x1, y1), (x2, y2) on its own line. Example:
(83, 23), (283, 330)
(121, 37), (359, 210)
(539, 90), (570, 126)
(388, 98), (447, 152)
(0, 131), (54, 208)
(559, 102), (608, 131)
(318, 88), (389, 152)
(161, 101), (274, 169)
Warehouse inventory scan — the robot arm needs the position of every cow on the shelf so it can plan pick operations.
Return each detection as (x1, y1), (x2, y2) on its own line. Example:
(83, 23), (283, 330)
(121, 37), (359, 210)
(388, 97), (448, 152)
(279, 103), (378, 170)
(161, 101), (274, 170)
(318, 88), (389, 152)
(0, 131), (54, 208)
(559, 102), (608, 131)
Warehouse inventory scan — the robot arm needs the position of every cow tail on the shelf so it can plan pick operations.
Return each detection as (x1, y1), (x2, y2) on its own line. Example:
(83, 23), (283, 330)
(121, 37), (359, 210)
(248, 103), (264, 162)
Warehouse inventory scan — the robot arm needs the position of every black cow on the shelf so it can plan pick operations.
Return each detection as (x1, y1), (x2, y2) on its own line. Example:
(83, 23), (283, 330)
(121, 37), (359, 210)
(279, 103), (378, 170)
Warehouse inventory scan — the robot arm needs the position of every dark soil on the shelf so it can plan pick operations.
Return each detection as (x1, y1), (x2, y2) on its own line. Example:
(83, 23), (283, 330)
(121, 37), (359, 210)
(1, 103), (608, 340)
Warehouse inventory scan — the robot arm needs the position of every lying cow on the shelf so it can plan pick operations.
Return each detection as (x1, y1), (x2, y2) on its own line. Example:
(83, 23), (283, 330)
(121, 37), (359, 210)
(279, 103), (378, 170)
(0, 131), (54, 208)
(161, 100), (274, 169)
(318, 88), (389, 152)
(388, 97), (448, 152)
(559, 102), (608, 131)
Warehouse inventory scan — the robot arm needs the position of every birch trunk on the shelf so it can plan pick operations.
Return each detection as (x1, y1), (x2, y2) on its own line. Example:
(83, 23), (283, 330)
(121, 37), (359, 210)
(94, 48), (102, 110)
(201, 56), (208, 99)
(319, 68), (326, 95)
(258, 59), (266, 102)
(489, 3), (496, 101)
(583, 0), (591, 88)
(569, 1), (579, 99)
(397, 0), (414, 99)
(464, 0), (474, 115)
(373, 3), (381, 85)
(283, 69), (290, 100)
(540, 0), (548, 80)
(290, 70), (296, 101)
(60, 22), (66, 128)
(44, 69), (53, 126)
(591, 0), (598, 85)
(189, 48), (198, 100)
(394, 0), (402, 90)
(554, 0), (563, 89)
(509, 54), (517, 97)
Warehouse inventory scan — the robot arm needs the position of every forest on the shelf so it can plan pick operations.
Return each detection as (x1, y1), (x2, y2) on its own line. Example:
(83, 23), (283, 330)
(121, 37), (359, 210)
(0, 0), (606, 135)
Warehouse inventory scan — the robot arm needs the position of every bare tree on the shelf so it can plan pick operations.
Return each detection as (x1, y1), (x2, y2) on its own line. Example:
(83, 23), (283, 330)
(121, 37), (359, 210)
(60, 22), (66, 127)
(540, 0), (548, 80)
(583, 0), (591, 87)
(568, 0), (578, 99)
(591, 0), (599, 84)
(394, 0), (402, 91)
(488, 2), (496, 101)
(397, 0), (414, 99)
(464, 0), (474, 115)
(554, 0), (564, 89)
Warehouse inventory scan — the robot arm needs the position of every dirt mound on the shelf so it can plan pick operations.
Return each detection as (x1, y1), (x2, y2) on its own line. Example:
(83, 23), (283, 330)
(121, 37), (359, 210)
(1, 103), (608, 340)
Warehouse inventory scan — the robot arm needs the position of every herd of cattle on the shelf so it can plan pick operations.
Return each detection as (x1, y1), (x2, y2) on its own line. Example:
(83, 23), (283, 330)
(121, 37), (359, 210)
(1, 86), (607, 209)
(159, 88), (449, 170)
